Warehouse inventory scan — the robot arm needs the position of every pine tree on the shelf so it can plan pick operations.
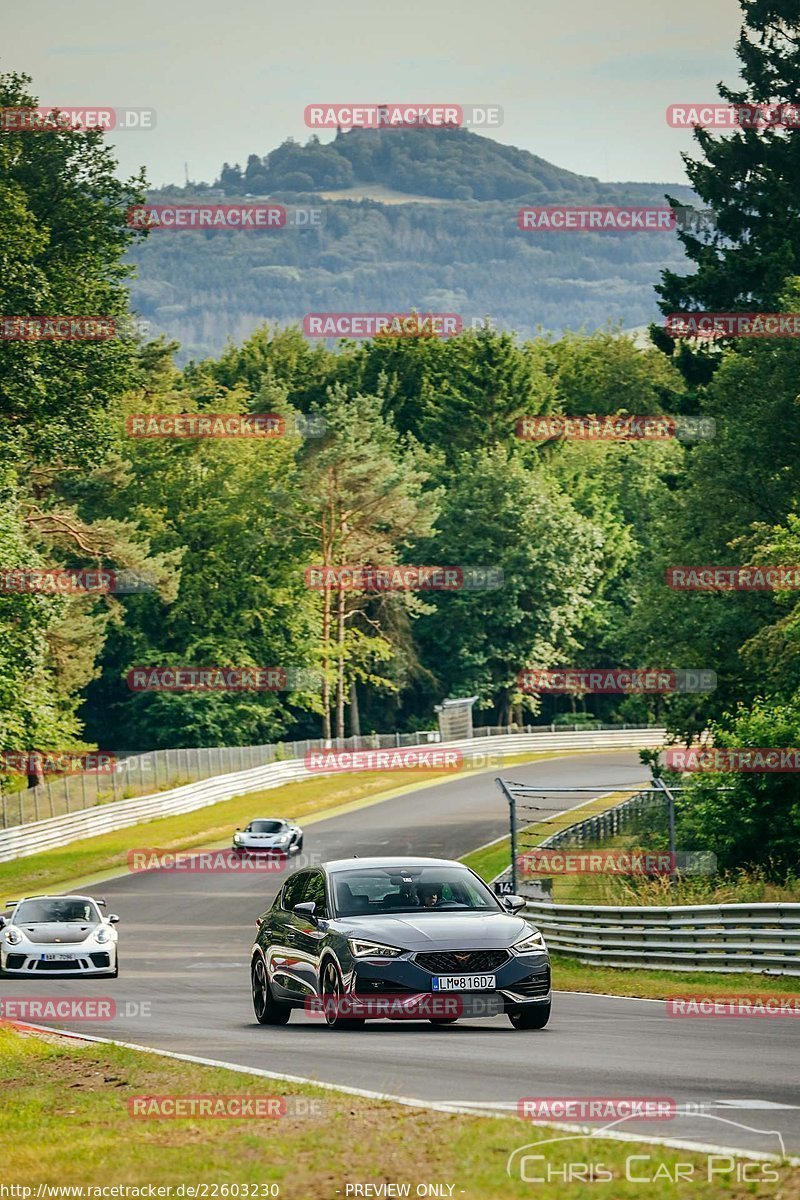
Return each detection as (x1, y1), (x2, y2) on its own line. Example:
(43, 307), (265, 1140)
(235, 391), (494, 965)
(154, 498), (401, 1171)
(656, 1), (800, 331)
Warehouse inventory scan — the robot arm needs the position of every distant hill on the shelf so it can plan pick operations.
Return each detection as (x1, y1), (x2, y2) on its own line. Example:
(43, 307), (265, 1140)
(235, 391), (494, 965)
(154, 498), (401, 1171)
(212, 126), (608, 202)
(128, 128), (697, 361)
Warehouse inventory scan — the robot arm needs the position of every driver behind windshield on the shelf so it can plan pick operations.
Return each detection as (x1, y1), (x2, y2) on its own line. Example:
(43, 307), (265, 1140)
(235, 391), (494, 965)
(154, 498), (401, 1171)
(418, 883), (442, 908)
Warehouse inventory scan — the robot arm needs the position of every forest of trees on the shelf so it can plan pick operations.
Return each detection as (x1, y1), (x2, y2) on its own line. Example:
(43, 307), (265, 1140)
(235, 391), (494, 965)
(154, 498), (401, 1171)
(2, 0), (800, 875)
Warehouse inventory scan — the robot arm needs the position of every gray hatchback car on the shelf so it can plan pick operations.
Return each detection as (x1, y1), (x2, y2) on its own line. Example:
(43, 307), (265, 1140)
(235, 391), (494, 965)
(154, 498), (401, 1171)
(250, 856), (551, 1029)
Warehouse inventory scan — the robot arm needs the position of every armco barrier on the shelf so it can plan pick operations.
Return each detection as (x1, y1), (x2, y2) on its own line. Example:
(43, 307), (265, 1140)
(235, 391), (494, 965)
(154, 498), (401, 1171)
(523, 899), (800, 975)
(0, 727), (664, 863)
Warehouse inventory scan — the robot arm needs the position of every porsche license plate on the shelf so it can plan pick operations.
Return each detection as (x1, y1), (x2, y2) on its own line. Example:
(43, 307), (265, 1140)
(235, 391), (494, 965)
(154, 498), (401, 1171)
(41, 953), (76, 961)
(431, 974), (495, 991)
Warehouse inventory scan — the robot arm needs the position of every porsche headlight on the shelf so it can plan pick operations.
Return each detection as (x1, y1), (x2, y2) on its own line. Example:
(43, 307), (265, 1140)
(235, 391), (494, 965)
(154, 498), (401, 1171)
(4, 927), (23, 946)
(95, 926), (111, 944)
(348, 938), (404, 959)
(233, 833), (243, 844)
(511, 928), (546, 955)
(277, 834), (291, 845)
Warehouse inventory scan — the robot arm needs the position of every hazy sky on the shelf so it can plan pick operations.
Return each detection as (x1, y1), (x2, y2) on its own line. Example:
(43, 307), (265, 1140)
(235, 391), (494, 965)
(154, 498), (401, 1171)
(6, 0), (743, 187)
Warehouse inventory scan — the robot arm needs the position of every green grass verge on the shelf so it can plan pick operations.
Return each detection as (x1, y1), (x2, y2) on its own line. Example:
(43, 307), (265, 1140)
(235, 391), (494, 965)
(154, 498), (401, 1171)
(0, 1025), (795, 1196)
(0, 749), (573, 900)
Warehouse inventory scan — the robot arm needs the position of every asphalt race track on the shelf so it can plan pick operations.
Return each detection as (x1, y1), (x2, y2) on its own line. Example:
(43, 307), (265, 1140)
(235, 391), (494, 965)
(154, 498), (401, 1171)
(5, 751), (799, 1159)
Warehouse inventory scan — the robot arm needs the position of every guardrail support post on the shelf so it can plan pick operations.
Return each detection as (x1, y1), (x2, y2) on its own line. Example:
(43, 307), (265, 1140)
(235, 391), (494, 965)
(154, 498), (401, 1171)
(653, 776), (677, 882)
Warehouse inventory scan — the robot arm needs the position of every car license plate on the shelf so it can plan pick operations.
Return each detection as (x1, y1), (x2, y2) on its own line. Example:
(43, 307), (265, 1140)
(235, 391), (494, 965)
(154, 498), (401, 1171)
(41, 953), (76, 961)
(431, 974), (495, 991)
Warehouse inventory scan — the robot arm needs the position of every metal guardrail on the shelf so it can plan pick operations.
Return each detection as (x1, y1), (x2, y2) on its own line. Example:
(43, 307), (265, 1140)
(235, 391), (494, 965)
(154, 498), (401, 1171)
(0, 733), (442, 829)
(493, 784), (800, 975)
(0, 720), (652, 825)
(523, 899), (800, 975)
(0, 727), (665, 863)
(0, 722), (655, 829)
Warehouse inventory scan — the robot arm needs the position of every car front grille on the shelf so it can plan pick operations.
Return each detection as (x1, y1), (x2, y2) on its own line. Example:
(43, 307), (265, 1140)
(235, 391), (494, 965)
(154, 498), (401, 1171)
(35, 959), (83, 971)
(5, 955), (25, 970)
(90, 953), (111, 968)
(415, 949), (509, 973)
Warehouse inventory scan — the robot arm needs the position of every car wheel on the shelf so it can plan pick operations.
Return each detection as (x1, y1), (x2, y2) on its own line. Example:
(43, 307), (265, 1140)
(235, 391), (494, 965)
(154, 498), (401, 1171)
(320, 959), (364, 1029)
(508, 1002), (551, 1030)
(252, 956), (291, 1025)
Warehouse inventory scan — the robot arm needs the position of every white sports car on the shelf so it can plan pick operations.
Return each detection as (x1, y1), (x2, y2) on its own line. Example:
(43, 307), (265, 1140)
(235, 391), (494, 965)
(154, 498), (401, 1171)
(232, 818), (303, 856)
(0, 894), (120, 977)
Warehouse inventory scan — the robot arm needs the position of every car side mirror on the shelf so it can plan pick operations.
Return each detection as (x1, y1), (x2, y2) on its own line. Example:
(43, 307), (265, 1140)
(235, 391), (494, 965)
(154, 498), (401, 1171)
(503, 895), (526, 913)
(293, 901), (317, 925)
(108, 914), (121, 924)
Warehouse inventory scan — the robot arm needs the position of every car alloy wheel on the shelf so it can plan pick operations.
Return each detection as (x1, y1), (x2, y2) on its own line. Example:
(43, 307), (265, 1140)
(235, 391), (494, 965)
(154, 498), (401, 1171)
(321, 958), (364, 1029)
(252, 956), (290, 1025)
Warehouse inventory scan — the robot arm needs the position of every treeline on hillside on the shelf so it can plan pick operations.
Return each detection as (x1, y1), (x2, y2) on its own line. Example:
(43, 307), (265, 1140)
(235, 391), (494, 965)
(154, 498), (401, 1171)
(214, 127), (620, 201)
(127, 196), (694, 361)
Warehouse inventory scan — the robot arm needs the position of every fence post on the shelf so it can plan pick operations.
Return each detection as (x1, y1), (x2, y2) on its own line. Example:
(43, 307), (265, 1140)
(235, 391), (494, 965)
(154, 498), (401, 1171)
(495, 778), (519, 895)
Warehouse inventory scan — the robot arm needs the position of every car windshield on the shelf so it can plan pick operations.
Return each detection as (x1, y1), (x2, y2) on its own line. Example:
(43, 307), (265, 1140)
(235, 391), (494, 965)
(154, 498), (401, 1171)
(332, 867), (501, 917)
(14, 898), (99, 925)
(249, 820), (284, 833)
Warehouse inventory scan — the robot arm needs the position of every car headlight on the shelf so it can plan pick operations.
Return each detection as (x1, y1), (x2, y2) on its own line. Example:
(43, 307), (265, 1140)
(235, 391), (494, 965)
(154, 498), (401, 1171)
(277, 834), (290, 845)
(95, 927), (111, 944)
(348, 938), (404, 959)
(233, 833), (242, 844)
(4, 927), (23, 946)
(511, 928), (546, 955)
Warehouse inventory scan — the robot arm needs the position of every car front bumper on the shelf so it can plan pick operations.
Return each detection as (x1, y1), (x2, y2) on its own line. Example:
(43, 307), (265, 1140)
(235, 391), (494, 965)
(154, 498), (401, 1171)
(1, 946), (116, 976)
(346, 950), (551, 1014)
